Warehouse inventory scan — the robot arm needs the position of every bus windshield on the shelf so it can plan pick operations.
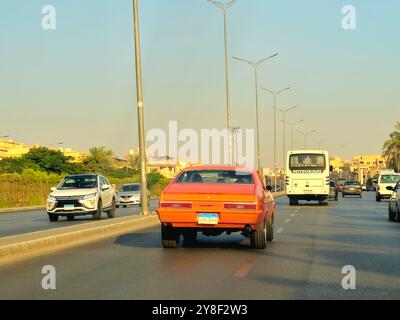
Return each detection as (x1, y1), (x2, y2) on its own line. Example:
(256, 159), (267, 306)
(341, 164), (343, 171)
(289, 154), (326, 172)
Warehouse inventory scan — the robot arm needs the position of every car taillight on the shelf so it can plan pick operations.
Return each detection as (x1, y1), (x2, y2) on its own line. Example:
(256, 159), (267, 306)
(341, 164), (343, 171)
(160, 202), (192, 209)
(225, 203), (257, 210)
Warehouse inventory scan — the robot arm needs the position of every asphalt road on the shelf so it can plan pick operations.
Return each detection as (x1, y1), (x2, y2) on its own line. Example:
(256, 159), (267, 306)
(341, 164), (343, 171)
(1, 192), (399, 300)
(0, 199), (159, 238)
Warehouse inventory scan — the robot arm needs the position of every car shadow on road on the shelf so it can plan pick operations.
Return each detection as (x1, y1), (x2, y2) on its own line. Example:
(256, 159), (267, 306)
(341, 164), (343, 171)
(114, 231), (253, 250)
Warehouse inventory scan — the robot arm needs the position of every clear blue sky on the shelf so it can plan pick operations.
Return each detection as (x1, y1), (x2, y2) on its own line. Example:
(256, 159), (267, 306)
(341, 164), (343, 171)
(1, 0), (399, 167)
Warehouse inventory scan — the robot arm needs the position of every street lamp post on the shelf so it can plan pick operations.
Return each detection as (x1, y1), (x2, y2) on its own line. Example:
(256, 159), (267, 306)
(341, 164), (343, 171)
(313, 136), (326, 149)
(298, 130), (316, 149)
(233, 54), (279, 173)
(208, 0), (236, 165)
(283, 119), (304, 150)
(133, 0), (151, 216)
(260, 86), (291, 187)
(0, 135), (10, 139)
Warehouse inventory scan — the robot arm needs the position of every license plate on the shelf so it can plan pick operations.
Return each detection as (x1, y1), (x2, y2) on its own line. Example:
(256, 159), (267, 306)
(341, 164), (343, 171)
(198, 213), (219, 225)
(350, 188), (355, 191)
(304, 190), (313, 194)
(64, 204), (75, 210)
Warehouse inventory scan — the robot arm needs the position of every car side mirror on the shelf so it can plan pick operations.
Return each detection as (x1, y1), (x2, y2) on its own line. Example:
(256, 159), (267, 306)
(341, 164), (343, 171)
(50, 187), (57, 192)
(102, 184), (110, 191)
(266, 185), (273, 192)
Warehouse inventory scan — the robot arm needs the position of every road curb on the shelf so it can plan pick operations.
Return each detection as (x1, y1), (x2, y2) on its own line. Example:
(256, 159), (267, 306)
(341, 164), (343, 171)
(0, 214), (160, 265)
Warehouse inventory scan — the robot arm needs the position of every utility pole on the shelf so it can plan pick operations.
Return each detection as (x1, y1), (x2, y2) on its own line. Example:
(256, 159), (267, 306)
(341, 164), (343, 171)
(208, 0), (236, 165)
(133, 0), (151, 215)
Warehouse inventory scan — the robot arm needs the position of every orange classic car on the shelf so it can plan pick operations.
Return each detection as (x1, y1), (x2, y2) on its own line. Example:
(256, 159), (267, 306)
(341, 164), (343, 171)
(156, 166), (276, 249)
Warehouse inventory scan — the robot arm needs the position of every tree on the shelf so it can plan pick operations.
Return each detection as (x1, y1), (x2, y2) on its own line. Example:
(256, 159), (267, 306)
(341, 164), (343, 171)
(84, 147), (114, 174)
(22, 147), (73, 174)
(128, 154), (141, 170)
(383, 121), (400, 172)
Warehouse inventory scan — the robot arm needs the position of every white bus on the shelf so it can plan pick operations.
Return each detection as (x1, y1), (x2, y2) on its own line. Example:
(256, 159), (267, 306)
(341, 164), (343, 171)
(286, 150), (331, 206)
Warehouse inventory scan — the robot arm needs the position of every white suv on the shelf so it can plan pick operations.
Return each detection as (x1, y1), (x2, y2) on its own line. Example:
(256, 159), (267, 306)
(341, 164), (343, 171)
(376, 171), (400, 202)
(47, 174), (116, 222)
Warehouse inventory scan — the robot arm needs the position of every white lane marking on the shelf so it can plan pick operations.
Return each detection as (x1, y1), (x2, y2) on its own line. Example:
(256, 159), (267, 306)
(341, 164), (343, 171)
(276, 227), (285, 234)
(285, 219), (291, 224)
(290, 214), (295, 217)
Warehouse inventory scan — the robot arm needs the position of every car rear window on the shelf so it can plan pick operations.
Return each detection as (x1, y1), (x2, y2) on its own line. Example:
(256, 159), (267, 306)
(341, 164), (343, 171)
(344, 181), (360, 186)
(175, 170), (254, 184)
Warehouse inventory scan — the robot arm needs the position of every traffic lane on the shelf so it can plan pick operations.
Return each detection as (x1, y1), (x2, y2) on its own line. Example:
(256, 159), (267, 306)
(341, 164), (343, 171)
(1, 192), (400, 299)
(0, 199), (159, 238)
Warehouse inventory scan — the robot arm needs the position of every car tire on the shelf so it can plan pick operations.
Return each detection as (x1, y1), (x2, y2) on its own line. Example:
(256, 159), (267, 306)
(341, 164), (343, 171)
(389, 206), (396, 222)
(376, 194), (381, 202)
(116, 205), (120, 209)
(48, 214), (59, 222)
(67, 215), (75, 221)
(93, 200), (102, 220)
(161, 224), (179, 248)
(335, 195), (338, 201)
(123, 205), (127, 208)
(250, 218), (267, 249)
(266, 216), (274, 242)
(107, 199), (116, 219)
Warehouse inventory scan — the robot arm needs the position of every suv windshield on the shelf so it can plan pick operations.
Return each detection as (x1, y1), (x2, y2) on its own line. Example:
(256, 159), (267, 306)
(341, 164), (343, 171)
(289, 154), (326, 172)
(175, 170), (254, 184)
(121, 184), (140, 192)
(59, 175), (98, 189)
(380, 175), (400, 184)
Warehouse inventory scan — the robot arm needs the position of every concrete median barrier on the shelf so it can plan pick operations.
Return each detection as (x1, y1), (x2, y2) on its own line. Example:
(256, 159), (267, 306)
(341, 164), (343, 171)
(0, 214), (160, 265)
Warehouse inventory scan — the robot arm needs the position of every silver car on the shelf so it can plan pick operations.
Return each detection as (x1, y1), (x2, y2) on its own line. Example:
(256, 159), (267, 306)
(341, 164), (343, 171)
(116, 183), (150, 208)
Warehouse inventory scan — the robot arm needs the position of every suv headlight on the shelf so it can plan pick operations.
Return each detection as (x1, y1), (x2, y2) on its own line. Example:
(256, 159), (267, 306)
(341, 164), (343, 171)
(82, 193), (97, 200)
(48, 195), (57, 201)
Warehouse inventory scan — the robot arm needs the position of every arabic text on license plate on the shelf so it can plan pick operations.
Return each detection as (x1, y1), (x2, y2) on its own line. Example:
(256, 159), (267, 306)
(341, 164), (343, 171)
(64, 204), (75, 210)
(198, 213), (219, 225)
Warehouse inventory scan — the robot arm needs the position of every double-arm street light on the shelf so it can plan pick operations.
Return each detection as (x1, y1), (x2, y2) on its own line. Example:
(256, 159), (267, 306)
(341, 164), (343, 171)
(132, 0), (150, 216)
(260, 86), (291, 185)
(313, 136), (326, 149)
(283, 119), (304, 150)
(298, 130), (316, 149)
(208, 0), (236, 165)
(231, 126), (240, 166)
(0, 135), (10, 139)
(233, 54), (279, 173)
(49, 142), (64, 147)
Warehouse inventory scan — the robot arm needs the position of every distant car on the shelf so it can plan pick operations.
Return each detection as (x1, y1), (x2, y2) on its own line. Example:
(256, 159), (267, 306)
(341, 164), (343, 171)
(157, 166), (276, 249)
(388, 181), (400, 222)
(46, 174), (116, 222)
(376, 171), (400, 202)
(342, 181), (362, 198)
(328, 181), (338, 201)
(116, 183), (150, 208)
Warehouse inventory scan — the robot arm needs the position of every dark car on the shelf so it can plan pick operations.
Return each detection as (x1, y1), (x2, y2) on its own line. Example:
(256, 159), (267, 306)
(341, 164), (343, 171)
(342, 181), (362, 198)
(328, 181), (338, 201)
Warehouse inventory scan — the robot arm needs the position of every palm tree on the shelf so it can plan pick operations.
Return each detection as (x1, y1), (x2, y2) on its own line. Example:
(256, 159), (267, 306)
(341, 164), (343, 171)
(128, 154), (141, 170)
(85, 147), (114, 173)
(383, 121), (400, 172)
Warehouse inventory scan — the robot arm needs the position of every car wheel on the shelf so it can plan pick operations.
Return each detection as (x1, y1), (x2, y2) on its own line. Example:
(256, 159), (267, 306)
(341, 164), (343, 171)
(107, 198), (116, 219)
(335, 195), (339, 201)
(93, 200), (102, 220)
(161, 224), (179, 248)
(250, 218), (267, 249)
(376, 194), (381, 202)
(48, 214), (59, 222)
(389, 206), (396, 222)
(67, 215), (75, 221)
(123, 205), (127, 208)
(116, 205), (120, 209)
(182, 231), (197, 246)
(266, 216), (274, 242)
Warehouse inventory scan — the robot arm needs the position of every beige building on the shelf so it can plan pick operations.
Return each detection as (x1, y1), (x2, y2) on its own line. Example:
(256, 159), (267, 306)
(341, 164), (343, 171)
(146, 156), (200, 179)
(0, 140), (30, 159)
(0, 139), (87, 163)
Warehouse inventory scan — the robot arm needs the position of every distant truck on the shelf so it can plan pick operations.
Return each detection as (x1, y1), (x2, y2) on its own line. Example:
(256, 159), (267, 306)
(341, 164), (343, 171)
(375, 170), (400, 202)
(286, 150), (331, 206)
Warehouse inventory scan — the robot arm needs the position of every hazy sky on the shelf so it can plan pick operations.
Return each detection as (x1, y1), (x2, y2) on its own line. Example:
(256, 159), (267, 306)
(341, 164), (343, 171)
(1, 0), (399, 168)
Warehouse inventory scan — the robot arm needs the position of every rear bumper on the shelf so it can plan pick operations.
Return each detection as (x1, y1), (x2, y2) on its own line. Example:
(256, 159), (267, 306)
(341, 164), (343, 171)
(288, 194), (328, 201)
(157, 209), (263, 230)
(343, 189), (362, 195)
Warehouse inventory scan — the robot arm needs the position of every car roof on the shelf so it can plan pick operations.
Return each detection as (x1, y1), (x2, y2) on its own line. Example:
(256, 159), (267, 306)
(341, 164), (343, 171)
(181, 165), (254, 173)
